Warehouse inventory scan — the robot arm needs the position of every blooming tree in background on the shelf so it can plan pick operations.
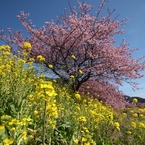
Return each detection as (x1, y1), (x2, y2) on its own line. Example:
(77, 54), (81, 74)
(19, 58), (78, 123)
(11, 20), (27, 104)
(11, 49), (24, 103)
(0, 0), (145, 108)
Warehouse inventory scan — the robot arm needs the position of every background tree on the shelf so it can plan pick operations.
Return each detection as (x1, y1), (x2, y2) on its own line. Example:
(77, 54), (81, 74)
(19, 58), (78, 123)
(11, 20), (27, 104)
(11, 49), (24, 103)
(0, 0), (145, 108)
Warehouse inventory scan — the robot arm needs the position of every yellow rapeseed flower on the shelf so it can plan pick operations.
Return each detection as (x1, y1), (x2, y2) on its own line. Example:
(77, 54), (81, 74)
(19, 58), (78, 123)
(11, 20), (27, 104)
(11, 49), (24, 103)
(82, 137), (88, 142)
(114, 122), (120, 131)
(37, 55), (45, 61)
(127, 131), (132, 135)
(130, 110), (134, 114)
(75, 93), (81, 100)
(79, 69), (83, 74)
(23, 42), (31, 50)
(139, 122), (145, 129)
(83, 127), (89, 133)
(34, 110), (38, 115)
(74, 139), (79, 144)
(3, 138), (14, 145)
(0, 45), (9, 50)
(22, 130), (27, 136)
(71, 55), (76, 59)
(48, 64), (53, 69)
(0, 125), (5, 130)
(131, 122), (136, 129)
(23, 136), (27, 143)
(8, 122), (13, 126)
(138, 108), (144, 113)
(133, 98), (138, 104)
(132, 113), (138, 118)
(78, 116), (87, 122)
(1, 115), (12, 121)
(2, 51), (10, 55)
(18, 59), (25, 64)
(40, 83), (53, 89)
(10, 127), (16, 132)
(5, 45), (11, 51)
(70, 75), (74, 79)
(22, 117), (32, 122)
(29, 58), (35, 62)
(11, 119), (20, 126)
(139, 114), (144, 118)
(29, 135), (34, 139)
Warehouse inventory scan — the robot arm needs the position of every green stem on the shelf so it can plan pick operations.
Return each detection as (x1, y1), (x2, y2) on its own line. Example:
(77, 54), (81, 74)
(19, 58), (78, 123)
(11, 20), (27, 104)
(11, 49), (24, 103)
(42, 99), (47, 145)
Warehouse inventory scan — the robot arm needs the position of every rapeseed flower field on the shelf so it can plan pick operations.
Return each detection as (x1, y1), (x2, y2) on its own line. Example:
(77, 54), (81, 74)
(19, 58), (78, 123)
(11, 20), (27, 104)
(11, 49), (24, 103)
(0, 44), (145, 145)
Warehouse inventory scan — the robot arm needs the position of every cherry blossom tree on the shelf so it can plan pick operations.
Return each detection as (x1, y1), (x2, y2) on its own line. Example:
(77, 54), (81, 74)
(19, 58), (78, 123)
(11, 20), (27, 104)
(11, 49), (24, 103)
(0, 0), (145, 108)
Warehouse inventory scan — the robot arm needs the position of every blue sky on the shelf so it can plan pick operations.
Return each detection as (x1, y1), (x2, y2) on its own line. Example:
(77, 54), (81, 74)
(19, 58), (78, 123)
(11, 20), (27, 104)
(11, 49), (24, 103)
(0, 0), (145, 98)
